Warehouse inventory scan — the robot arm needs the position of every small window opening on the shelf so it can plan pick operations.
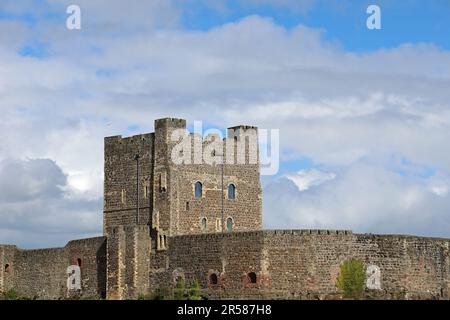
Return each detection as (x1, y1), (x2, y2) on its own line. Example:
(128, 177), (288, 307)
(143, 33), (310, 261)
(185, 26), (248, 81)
(201, 217), (207, 231)
(121, 189), (126, 204)
(195, 182), (202, 198)
(210, 273), (218, 285)
(228, 184), (236, 200)
(226, 217), (233, 232)
(248, 272), (257, 284)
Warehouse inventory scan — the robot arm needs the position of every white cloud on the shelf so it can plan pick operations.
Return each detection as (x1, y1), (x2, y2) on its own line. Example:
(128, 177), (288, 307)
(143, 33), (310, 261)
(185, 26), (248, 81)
(264, 162), (450, 238)
(285, 168), (336, 191)
(0, 159), (102, 248)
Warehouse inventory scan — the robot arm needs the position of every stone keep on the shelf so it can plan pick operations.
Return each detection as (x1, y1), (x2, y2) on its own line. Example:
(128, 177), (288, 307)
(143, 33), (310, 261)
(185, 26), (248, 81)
(104, 118), (262, 239)
(103, 118), (262, 299)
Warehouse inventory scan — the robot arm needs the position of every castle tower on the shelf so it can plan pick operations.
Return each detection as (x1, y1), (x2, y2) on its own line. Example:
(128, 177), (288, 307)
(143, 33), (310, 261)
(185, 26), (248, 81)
(103, 118), (262, 238)
(165, 122), (262, 236)
(103, 117), (262, 298)
(103, 131), (155, 299)
(152, 118), (187, 248)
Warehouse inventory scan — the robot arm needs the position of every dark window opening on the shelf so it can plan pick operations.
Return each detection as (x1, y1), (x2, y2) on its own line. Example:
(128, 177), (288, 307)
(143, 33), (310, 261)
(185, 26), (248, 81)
(77, 258), (82, 267)
(186, 201), (190, 211)
(195, 182), (202, 198)
(4, 264), (10, 273)
(226, 217), (233, 232)
(210, 273), (218, 285)
(201, 217), (207, 231)
(228, 184), (236, 200)
(248, 272), (257, 284)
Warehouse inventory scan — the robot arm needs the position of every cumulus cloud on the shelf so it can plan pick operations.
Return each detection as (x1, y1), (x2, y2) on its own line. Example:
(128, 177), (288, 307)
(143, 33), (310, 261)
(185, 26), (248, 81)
(264, 163), (450, 238)
(0, 3), (449, 246)
(0, 159), (102, 248)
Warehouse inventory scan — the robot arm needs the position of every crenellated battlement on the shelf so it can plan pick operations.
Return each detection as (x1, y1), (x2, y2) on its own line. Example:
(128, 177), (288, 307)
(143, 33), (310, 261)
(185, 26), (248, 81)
(227, 125), (258, 141)
(104, 133), (153, 149)
(155, 117), (186, 129)
(170, 229), (354, 242)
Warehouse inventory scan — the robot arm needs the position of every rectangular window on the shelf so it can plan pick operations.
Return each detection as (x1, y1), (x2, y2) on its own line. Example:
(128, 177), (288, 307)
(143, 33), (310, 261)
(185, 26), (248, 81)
(160, 172), (167, 192)
(186, 201), (190, 211)
(144, 185), (149, 199)
(121, 189), (126, 204)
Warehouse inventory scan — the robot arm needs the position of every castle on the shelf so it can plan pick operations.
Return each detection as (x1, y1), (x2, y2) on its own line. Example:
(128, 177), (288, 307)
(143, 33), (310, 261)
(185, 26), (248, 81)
(1, 118), (449, 300)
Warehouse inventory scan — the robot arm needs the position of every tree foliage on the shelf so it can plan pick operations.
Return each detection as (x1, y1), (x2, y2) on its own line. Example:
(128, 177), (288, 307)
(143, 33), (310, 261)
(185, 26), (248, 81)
(336, 258), (365, 299)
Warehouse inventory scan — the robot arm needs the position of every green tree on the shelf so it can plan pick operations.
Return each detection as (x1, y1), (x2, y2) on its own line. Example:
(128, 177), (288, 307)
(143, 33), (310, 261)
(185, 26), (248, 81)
(173, 277), (185, 300)
(336, 258), (365, 299)
(188, 279), (201, 300)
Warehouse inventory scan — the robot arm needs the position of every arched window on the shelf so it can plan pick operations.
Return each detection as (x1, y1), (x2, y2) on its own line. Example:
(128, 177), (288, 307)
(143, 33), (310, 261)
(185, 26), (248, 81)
(209, 273), (218, 285)
(226, 217), (233, 232)
(228, 184), (236, 200)
(248, 272), (257, 284)
(5, 264), (10, 273)
(201, 217), (207, 231)
(195, 182), (202, 198)
(77, 258), (82, 267)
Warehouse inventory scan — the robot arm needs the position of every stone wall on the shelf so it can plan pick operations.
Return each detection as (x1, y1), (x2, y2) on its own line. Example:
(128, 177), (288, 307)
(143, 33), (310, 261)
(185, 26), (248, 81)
(0, 245), (16, 294)
(262, 230), (449, 299)
(106, 225), (151, 300)
(148, 230), (450, 300)
(170, 125), (262, 235)
(0, 237), (106, 299)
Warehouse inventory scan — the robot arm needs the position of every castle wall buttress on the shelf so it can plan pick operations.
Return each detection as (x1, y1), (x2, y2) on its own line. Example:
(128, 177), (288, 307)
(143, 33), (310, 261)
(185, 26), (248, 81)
(106, 226), (150, 300)
(153, 118), (187, 239)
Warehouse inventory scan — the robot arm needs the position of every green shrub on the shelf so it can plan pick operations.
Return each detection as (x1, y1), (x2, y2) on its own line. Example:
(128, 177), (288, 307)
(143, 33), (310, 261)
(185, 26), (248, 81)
(154, 286), (172, 300)
(188, 280), (201, 300)
(173, 277), (185, 300)
(336, 258), (365, 299)
(138, 278), (203, 300)
(137, 293), (150, 300)
(4, 289), (19, 300)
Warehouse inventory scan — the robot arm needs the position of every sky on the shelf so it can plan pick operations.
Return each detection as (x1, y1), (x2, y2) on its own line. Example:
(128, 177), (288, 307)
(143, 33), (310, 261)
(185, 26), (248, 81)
(0, 0), (449, 248)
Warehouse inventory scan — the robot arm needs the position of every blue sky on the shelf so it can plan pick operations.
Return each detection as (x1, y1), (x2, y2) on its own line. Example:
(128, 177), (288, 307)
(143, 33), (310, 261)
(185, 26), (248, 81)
(1, 0), (450, 247)
(179, 0), (450, 51)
